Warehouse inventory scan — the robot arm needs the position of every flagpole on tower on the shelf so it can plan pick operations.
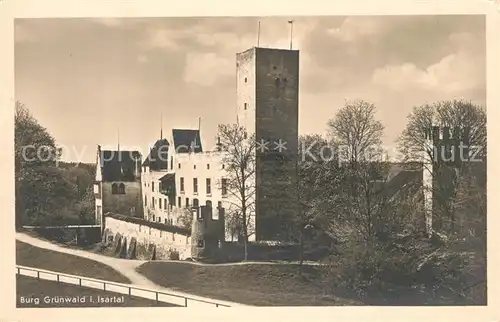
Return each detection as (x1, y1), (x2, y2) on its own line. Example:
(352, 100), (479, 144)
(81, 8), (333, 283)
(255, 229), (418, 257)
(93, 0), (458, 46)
(160, 110), (163, 139)
(257, 20), (261, 47)
(288, 20), (294, 50)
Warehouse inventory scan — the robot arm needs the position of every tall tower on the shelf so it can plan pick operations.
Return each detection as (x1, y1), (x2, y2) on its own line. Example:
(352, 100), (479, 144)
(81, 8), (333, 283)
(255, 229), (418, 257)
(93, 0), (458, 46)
(423, 125), (471, 235)
(236, 47), (300, 241)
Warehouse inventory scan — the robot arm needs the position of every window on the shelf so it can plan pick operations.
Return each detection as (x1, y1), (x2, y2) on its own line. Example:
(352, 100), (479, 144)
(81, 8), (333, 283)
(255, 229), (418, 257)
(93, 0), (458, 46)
(144, 195), (147, 206)
(178, 197), (181, 207)
(152, 197), (155, 209)
(164, 218), (168, 224)
(152, 182), (155, 192)
(193, 178), (198, 193)
(118, 183), (125, 194)
(207, 163), (210, 170)
(111, 183), (118, 194)
(206, 178), (211, 195)
(170, 157), (173, 170)
(152, 215), (155, 222)
(178, 163), (181, 169)
(180, 177), (185, 192)
(194, 164), (196, 170)
(186, 197), (190, 207)
(222, 164), (225, 170)
(221, 178), (228, 196)
(193, 198), (199, 208)
(244, 102), (247, 110)
(158, 217), (161, 223)
(197, 239), (205, 248)
(164, 198), (168, 212)
(159, 181), (162, 191)
(244, 77), (247, 83)
(159, 198), (162, 209)
(93, 184), (99, 194)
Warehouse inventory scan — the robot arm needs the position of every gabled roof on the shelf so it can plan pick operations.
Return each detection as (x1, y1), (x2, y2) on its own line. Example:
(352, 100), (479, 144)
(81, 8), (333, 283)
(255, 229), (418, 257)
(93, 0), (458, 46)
(172, 129), (203, 153)
(372, 162), (423, 200)
(99, 150), (141, 182)
(142, 138), (169, 170)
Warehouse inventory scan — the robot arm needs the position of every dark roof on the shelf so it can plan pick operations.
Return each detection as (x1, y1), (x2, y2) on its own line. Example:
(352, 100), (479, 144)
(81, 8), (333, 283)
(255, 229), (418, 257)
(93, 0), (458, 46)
(159, 173), (175, 182)
(142, 138), (169, 169)
(172, 129), (202, 153)
(100, 150), (141, 182)
(372, 162), (423, 200)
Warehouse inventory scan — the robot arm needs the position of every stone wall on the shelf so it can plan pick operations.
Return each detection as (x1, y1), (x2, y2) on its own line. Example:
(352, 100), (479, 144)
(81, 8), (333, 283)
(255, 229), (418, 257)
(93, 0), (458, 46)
(103, 213), (192, 260)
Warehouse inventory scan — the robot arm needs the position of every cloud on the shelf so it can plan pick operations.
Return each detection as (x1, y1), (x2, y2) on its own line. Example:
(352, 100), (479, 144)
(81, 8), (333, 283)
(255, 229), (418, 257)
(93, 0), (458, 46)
(326, 16), (391, 42)
(137, 55), (148, 63)
(139, 28), (186, 51)
(371, 49), (483, 95)
(92, 18), (123, 27)
(182, 52), (234, 86)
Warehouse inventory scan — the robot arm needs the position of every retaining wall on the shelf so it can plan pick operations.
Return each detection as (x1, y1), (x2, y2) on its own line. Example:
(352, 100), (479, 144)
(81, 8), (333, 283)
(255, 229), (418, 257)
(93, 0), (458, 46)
(103, 214), (192, 260)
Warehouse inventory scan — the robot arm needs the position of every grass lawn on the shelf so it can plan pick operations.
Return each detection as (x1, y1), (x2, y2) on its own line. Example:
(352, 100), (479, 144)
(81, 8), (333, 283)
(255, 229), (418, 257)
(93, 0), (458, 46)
(137, 262), (360, 306)
(16, 241), (130, 284)
(16, 275), (178, 307)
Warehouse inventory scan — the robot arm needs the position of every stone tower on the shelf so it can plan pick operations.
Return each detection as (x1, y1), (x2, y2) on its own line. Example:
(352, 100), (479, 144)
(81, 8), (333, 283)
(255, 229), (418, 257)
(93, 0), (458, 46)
(190, 202), (226, 260)
(423, 125), (471, 235)
(236, 47), (300, 241)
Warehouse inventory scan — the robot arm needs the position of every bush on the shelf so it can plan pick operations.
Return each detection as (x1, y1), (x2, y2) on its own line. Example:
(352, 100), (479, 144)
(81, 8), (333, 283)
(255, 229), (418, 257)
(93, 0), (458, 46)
(167, 248), (180, 260)
(322, 233), (486, 305)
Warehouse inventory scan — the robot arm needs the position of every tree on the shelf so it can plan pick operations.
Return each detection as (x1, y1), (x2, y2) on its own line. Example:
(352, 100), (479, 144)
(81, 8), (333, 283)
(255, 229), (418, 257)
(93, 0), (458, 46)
(291, 134), (338, 264)
(15, 102), (67, 228)
(176, 208), (193, 231)
(326, 100), (386, 244)
(217, 124), (256, 260)
(327, 99), (384, 164)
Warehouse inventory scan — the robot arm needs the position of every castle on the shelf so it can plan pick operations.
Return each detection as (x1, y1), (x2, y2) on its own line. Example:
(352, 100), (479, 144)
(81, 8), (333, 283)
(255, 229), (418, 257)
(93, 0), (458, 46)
(93, 45), (485, 261)
(94, 46), (301, 260)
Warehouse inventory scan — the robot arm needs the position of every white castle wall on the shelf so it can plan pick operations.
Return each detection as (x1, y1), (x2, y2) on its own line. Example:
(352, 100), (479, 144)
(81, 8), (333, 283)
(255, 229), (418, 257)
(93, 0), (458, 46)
(105, 215), (192, 260)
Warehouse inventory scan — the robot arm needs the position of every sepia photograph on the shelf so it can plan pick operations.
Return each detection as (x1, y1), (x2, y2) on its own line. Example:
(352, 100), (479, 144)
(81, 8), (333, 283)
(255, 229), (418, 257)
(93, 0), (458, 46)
(13, 14), (487, 308)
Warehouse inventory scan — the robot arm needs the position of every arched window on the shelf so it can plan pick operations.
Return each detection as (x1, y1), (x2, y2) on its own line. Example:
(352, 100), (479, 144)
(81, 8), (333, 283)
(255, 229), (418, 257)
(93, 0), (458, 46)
(118, 183), (125, 194)
(111, 183), (118, 194)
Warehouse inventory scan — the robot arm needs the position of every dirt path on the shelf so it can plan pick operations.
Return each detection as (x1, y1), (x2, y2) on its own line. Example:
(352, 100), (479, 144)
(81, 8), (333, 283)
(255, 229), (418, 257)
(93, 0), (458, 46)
(15, 232), (247, 307)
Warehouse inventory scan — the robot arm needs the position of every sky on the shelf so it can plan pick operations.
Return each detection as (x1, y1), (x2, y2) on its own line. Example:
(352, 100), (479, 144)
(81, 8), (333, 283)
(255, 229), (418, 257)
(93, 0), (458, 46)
(14, 15), (486, 163)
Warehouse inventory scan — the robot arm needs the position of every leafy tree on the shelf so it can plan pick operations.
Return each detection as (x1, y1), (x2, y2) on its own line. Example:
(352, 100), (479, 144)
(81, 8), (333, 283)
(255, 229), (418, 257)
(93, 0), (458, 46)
(15, 102), (93, 228)
(176, 208), (193, 231)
